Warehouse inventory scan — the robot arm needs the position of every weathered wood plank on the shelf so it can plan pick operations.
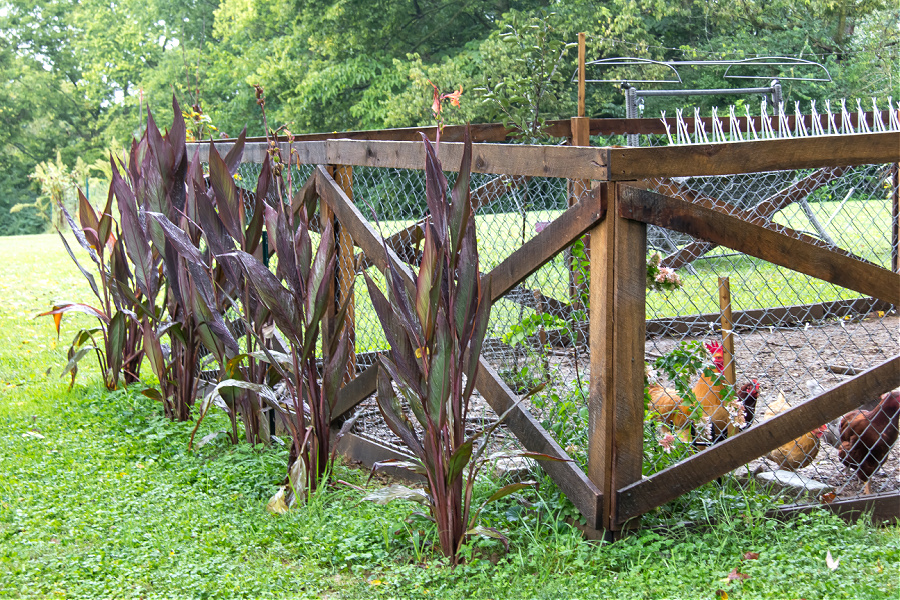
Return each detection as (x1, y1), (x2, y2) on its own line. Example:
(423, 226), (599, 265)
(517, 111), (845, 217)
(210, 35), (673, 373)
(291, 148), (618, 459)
(475, 359), (603, 530)
(768, 491), (899, 525)
(659, 166), (850, 270)
(191, 139), (610, 179)
(330, 364), (377, 422)
(646, 297), (892, 338)
(618, 185), (900, 305)
(334, 165), (357, 380)
(617, 356), (900, 523)
(488, 187), (606, 302)
(334, 431), (425, 483)
(316, 166), (417, 288)
(589, 182), (648, 531)
(608, 132), (900, 179)
(322, 139), (608, 179)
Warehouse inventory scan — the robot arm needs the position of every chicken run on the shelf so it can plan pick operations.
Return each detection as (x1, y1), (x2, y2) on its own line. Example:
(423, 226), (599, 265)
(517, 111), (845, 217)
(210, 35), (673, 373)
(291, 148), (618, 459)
(200, 101), (899, 532)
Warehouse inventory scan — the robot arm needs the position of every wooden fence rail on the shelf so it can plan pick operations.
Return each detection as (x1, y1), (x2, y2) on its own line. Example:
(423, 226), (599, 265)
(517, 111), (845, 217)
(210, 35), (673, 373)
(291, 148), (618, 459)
(186, 125), (900, 535)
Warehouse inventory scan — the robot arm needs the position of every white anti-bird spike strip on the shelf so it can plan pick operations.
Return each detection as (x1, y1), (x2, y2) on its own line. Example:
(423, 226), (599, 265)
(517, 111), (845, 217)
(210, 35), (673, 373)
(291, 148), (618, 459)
(660, 111), (674, 145)
(651, 97), (898, 145)
(729, 105), (744, 142)
(840, 99), (852, 134)
(745, 104), (759, 140)
(778, 102), (793, 138)
(794, 101), (808, 137)
(857, 99), (871, 134)
(889, 97), (899, 130)
(871, 98), (886, 132)
(826, 100), (838, 134)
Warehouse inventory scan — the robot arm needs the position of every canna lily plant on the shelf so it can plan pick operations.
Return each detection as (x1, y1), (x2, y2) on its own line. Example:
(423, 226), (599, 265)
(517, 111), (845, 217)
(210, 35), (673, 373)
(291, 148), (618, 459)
(40, 188), (144, 390)
(363, 130), (554, 564)
(113, 98), (239, 421)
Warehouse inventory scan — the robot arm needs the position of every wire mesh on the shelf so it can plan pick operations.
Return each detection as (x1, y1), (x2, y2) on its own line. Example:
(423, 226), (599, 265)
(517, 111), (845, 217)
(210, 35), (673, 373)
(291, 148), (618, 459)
(642, 162), (898, 516)
(219, 107), (897, 521)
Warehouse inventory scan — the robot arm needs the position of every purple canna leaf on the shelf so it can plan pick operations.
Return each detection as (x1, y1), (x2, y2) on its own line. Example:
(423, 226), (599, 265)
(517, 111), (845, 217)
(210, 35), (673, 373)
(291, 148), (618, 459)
(421, 133), (448, 245)
(306, 220), (335, 323)
(207, 142), (243, 241)
(169, 96), (187, 170)
(447, 439), (473, 486)
(146, 212), (206, 265)
(97, 186), (116, 250)
(225, 250), (302, 344)
(426, 306), (452, 424)
(78, 189), (101, 251)
(113, 165), (157, 300)
(449, 128), (473, 257)
(56, 230), (101, 303)
(223, 128), (247, 176)
(376, 366), (424, 457)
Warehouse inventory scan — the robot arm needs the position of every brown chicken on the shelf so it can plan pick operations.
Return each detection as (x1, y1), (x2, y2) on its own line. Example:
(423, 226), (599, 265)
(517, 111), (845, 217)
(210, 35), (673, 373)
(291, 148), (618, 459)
(763, 393), (828, 471)
(648, 342), (757, 443)
(839, 390), (900, 494)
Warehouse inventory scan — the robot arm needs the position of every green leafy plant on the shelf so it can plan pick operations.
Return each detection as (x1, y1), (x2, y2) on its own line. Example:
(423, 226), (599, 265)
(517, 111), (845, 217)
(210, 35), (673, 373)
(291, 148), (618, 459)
(478, 10), (574, 143)
(363, 130), (559, 564)
(39, 189), (144, 390)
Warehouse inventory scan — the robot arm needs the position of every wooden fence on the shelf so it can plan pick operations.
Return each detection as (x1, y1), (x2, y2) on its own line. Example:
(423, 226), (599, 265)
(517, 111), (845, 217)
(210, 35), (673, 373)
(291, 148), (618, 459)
(189, 121), (900, 535)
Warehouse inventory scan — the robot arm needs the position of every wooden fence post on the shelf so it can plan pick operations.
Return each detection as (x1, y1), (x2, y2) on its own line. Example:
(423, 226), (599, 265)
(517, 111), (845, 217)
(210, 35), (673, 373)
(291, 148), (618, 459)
(569, 116), (592, 316)
(588, 182), (647, 533)
(325, 165), (357, 380)
(891, 162), (898, 274)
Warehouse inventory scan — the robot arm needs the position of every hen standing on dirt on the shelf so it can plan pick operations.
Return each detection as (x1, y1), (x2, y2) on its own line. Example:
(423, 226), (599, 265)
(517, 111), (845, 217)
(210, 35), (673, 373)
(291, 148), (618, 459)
(838, 390), (900, 494)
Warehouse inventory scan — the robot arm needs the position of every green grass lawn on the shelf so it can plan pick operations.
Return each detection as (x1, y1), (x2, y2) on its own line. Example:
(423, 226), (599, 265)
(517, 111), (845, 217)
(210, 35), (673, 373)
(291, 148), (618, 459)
(1, 233), (897, 599)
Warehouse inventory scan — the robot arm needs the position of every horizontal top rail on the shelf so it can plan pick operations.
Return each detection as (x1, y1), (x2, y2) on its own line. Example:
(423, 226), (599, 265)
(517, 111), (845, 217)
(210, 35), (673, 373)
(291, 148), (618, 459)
(188, 132), (896, 180)
(607, 132), (899, 179)
(189, 139), (611, 180)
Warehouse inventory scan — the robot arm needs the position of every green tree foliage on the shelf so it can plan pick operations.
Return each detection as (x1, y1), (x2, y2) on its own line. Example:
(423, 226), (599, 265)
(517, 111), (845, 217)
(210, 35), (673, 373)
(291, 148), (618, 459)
(1, 0), (896, 235)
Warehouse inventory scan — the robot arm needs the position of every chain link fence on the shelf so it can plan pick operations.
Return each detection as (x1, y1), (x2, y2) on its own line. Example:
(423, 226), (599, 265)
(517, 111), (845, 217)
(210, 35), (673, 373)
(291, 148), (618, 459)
(227, 107), (897, 522)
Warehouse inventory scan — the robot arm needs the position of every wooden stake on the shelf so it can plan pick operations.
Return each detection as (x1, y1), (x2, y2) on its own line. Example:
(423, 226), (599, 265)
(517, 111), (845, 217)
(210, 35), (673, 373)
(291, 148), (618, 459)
(718, 277), (736, 388)
(578, 32), (586, 118)
(891, 162), (898, 273)
(332, 165), (357, 382)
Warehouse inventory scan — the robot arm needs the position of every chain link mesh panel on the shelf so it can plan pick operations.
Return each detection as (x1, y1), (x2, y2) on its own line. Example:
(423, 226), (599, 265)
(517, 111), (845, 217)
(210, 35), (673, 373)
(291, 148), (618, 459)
(642, 163), (898, 518)
(222, 121), (897, 522)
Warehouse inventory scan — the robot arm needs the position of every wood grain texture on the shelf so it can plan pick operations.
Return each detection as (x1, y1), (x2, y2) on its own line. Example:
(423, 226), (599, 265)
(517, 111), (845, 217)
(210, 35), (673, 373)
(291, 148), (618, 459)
(618, 185), (900, 305)
(331, 364), (377, 421)
(192, 139), (609, 179)
(316, 166), (416, 289)
(589, 183), (648, 531)
(186, 112), (893, 150)
(608, 133), (900, 179)
(768, 491), (899, 525)
(334, 431), (424, 483)
(659, 167), (849, 270)
(718, 278), (736, 387)
(488, 187), (606, 302)
(617, 356), (900, 522)
(334, 165), (357, 380)
(475, 359), (603, 530)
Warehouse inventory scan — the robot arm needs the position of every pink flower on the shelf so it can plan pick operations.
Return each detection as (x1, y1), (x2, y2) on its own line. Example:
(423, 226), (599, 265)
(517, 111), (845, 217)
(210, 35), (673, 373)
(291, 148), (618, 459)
(658, 433), (677, 453)
(655, 267), (681, 285)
